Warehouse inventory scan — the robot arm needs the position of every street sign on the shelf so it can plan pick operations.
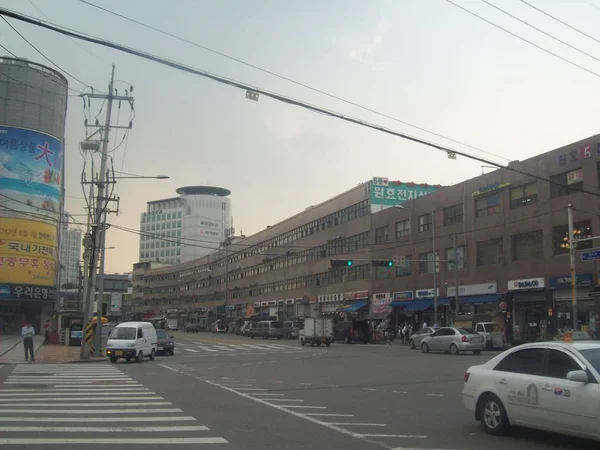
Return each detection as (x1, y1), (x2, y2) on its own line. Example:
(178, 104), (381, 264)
(393, 255), (406, 265)
(581, 250), (600, 261)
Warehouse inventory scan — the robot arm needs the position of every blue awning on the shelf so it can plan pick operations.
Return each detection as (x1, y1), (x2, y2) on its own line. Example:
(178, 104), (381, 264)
(439, 294), (503, 305)
(402, 298), (450, 311)
(390, 301), (412, 308)
(338, 300), (370, 313)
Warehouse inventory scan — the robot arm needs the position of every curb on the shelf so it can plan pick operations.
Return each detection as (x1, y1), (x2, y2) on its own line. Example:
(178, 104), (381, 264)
(0, 340), (20, 358)
(64, 358), (109, 364)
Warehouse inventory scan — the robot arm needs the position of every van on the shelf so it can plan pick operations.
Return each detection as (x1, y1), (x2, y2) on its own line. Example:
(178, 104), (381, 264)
(249, 321), (284, 339)
(106, 321), (158, 363)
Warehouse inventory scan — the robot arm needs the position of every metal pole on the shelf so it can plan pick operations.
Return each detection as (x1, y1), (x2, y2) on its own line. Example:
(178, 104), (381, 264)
(568, 204), (578, 331)
(81, 65), (115, 359)
(283, 252), (288, 321)
(224, 242), (229, 321)
(453, 233), (459, 323)
(432, 209), (438, 325)
(94, 209), (108, 356)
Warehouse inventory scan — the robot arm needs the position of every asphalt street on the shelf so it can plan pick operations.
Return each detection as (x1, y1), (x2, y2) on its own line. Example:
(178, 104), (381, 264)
(0, 332), (597, 449)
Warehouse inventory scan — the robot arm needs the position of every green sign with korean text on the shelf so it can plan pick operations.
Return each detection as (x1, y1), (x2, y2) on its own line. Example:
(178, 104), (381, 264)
(370, 177), (440, 206)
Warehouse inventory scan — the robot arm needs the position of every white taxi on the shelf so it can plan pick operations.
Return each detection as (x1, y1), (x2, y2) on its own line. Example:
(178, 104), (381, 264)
(463, 341), (600, 441)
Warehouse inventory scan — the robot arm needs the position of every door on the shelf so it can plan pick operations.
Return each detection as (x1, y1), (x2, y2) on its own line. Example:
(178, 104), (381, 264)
(429, 328), (451, 351)
(136, 327), (146, 355)
(536, 348), (600, 435)
(492, 347), (546, 424)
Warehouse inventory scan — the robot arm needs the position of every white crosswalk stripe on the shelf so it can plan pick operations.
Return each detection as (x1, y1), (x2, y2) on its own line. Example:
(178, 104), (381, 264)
(0, 364), (229, 447)
(181, 342), (302, 354)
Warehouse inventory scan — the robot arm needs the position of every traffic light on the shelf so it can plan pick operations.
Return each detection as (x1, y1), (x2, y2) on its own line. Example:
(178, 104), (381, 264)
(331, 259), (353, 268)
(372, 259), (393, 267)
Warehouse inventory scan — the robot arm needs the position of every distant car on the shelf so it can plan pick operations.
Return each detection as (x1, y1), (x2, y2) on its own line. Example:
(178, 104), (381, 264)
(421, 327), (485, 355)
(156, 329), (175, 356)
(184, 323), (200, 333)
(283, 321), (302, 340)
(409, 327), (436, 349)
(213, 323), (227, 333)
(463, 341), (600, 440)
(166, 323), (178, 331)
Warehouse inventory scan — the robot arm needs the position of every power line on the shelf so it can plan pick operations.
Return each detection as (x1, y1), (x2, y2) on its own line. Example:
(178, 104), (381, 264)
(0, 42), (17, 57)
(445, 0), (600, 80)
(1, 16), (90, 93)
(482, 0), (600, 65)
(520, 0), (600, 46)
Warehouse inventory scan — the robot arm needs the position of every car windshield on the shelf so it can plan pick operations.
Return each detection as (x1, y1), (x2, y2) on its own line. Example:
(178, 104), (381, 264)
(110, 327), (136, 340)
(579, 348), (600, 373)
(484, 323), (501, 332)
(271, 322), (283, 328)
(156, 330), (168, 339)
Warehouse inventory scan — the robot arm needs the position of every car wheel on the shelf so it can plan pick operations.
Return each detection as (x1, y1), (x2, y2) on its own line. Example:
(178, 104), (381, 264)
(450, 344), (459, 356)
(473, 350), (482, 355)
(263, 333), (268, 340)
(170, 350), (175, 356)
(109, 357), (118, 363)
(421, 342), (429, 353)
(149, 349), (156, 361)
(479, 394), (510, 436)
(409, 339), (415, 349)
(326, 341), (331, 347)
(136, 351), (143, 363)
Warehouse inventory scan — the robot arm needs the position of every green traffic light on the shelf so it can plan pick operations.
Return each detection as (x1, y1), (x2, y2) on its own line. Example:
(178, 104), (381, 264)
(388, 261), (393, 267)
(347, 260), (353, 266)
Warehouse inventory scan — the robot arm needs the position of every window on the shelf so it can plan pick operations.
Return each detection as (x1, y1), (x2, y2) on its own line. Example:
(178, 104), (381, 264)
(546, 350), (581, 379)
(395, 220), (410, 238)
(395, 256), (412, 277)
(580, 349), (600, 374)
(432, 328), (455, 337)
(375, 266), (390, 280)
(136, 328), (144, 339)
(512, 230), (543, 261)
(494, 348), (544, 375)
(375, 226), (389, 244)
(510, 182), (538, 209)
(445, 246), (466, 271)
(444, 204), (463, 226)
(419, 251), (436, 274)
(418, 214), (432, 233)
(476, 238), (503, 266)
(552, 221), (593, 255)
(475, 193), (500, 217)
(550, 169), (583, 198)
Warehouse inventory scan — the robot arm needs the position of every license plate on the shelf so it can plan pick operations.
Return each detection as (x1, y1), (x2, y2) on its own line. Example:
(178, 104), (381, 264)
(115, 351), (122, 356)
(158, 346), (163, 351)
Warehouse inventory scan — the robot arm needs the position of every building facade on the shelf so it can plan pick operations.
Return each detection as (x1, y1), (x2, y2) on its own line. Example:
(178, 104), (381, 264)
(138, 186), (232, 265)
(59, 228), (82, 289)
(131, 135), (600, 342)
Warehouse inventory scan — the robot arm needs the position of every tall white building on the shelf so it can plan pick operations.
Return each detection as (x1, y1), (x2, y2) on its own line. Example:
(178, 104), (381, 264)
(59, 228), (82, 288)
(139, 186), (232, 264)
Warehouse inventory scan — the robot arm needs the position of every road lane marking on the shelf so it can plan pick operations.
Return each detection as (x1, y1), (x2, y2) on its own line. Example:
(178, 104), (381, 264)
(360, 434), (427, 439)
(264, 399), (304, 402)
(184, 349), (200, 353)
(392, 391), (408, 394)
(278, 405), (326, 409)
(0, 416), (197, 422)
(0, 402), (172, 407)
(362, 388), (376, 391)
(0, 408), (183, 414)
(304, 413), (354, 417)
(329, 423), (387, 427)
(0, 388), (150, 392)
(426, 394), (444, 397)
(0, 397), (164, 402)
(250, 393), (284, 397)
(210, 345), (236, 352)
(233, 388), (267, 391)
(0, 425), (210, 432)
(195, 346), (218, 352)
(0, 438), (229, 444)
(299, 383), (312, 386)
(0, 392), (156, 397)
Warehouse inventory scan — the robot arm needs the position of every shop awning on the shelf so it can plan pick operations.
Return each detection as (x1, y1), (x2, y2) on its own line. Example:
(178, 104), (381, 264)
(338, 300), (370, 313)
(390, 301), (412, 308)
(402, 298), (450, 311)
(439, 294), (503, 305)
(365, 312), (391, 320)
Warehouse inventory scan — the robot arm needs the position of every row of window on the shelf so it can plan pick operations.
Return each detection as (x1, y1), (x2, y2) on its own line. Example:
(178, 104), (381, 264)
(140, 230), (182, 249)
(140, 248), (181, 259)
(142, 210), (183, 222)
(140, 221), (182, 233)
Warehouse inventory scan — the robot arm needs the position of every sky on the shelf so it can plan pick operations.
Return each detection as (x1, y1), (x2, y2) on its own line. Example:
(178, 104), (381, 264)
(3, 0), (600, 273)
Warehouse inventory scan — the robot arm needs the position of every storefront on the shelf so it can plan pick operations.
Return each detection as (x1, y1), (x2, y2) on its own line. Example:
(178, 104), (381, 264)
(509, 277), (550, 342)
(550, 273), (594, 334)
(318, 293), (344, 317)
(390, 290), (414, 326)
(398, 288), (447, 327)
(446, 281), (502, 315)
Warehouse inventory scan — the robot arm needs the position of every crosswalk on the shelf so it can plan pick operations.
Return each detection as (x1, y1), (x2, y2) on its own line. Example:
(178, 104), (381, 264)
(179, 342), (302, 354)
(0, 364), (229, 446)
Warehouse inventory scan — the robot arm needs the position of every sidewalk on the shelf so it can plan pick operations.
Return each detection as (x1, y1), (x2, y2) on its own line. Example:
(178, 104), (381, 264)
(0, 335), (44, 363)
(0, 339), (107, 364)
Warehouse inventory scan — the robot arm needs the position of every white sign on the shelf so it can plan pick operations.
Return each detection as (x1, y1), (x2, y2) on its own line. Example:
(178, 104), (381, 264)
(447, 282), (497, 297)
(372, 176), (389, 186)
(393, 255), (406, 265)
(508, 278), (545, 291)
(110, 293), (123, 312)
(416, 288), (440, 299)
(372, 292), (391, 303)
(317, 293), (344, 303)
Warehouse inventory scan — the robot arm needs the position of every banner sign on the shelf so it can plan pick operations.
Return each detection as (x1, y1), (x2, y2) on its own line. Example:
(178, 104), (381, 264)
(370, 177), (439, 206)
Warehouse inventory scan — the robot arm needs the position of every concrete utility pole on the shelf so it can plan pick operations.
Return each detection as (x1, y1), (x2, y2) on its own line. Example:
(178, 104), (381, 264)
(432, 209), (438, 325)
(568, 204), (578, 331)
(94, 209), (108, 355)
(453, 233), (460, 320)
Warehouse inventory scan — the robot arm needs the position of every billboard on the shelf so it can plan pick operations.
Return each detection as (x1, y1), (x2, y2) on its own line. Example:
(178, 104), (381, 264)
(0, 125), (63, 302)
(370, 177), (439, 206)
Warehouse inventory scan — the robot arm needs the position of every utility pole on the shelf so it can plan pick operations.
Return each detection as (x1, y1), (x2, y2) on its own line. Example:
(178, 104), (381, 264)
(568, 204), (578, 331)
(94, 209), (108, 356)
(432, 209), (438, 325)
(453, 233), (460, 322)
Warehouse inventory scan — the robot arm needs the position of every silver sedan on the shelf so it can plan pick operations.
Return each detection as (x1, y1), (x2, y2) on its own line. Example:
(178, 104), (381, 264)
(421, 327), (485, 355)
(409, 327), (436, 349)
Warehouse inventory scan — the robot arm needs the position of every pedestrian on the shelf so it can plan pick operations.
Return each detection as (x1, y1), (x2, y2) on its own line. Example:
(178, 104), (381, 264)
(43, 320), (50, 345)
(402, 323), (408, 344)
(21, 321), (35, 362)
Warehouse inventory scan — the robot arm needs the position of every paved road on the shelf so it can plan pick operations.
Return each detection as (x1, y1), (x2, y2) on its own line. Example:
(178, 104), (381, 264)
(0, 332), (597, 449)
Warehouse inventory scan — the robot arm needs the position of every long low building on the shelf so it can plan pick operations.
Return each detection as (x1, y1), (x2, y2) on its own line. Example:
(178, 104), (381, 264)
(129, 134), (600, 343)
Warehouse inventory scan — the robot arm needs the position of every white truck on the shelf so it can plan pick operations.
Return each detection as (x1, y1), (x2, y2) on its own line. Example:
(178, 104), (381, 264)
(166, 318), (179, 331)
(474, 322), (504, 350)
(300, 317), (333, 347)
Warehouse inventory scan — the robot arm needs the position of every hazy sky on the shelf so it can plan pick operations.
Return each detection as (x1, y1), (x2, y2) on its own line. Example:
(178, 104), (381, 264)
(3, 0), (600, 273)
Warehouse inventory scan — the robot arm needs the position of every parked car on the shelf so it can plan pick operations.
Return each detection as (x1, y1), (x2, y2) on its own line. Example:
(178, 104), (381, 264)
(409, 327), (436, 349)
(156, 329), (175, 356)
(475, 322), (505, 350)
(283, 320), (302, 340)
(463, 341), (600, 440)
(248, 320), (284, 339)
(213, 322), (227, 333)
(184, 323), (201, 333)
(420, 327), (485, 355)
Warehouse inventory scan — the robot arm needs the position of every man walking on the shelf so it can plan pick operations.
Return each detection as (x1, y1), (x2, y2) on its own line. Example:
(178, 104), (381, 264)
(21, 321), (35, 362)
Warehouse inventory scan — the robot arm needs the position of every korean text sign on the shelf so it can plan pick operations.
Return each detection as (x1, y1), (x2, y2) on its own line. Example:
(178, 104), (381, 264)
(370, 178), (439, 206)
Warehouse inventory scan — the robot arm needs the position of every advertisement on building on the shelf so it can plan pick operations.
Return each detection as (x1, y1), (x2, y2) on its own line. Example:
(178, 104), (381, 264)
(508, 278), (545, 291)
(0, 126), (63, 301)
(392, 290), (413, 302)
(370, 177), (439, 206)
(447, 282), (497, 297)
(416, 288), (439, 299)
(371, 292), (392, 314)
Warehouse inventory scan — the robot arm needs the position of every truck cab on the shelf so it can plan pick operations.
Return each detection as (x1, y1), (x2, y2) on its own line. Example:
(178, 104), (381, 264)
(474, 322), (504, 350)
